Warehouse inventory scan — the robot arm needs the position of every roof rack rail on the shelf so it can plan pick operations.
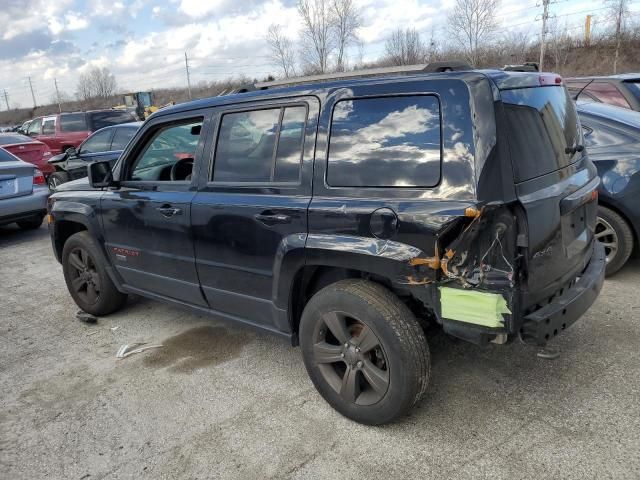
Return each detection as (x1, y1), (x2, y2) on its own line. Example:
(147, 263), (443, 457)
(254, 60), (472, 90)
(502, 62), (539, 72)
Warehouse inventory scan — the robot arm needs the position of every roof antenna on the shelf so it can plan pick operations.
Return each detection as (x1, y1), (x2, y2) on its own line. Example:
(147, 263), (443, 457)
(573, 79), (595, 102)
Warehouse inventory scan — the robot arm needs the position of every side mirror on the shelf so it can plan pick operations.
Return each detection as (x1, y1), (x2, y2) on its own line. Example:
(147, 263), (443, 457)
(66, 146), (77, 157)
(88, 160), (116, 188)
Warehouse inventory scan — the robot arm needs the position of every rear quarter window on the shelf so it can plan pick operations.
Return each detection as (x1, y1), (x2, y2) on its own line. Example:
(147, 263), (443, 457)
(327, 95), (441, 187)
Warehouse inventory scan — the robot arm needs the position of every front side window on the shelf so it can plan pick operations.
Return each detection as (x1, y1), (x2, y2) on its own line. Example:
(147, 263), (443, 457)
(27, 118), (41, 135)
(128, 119), (202, 182)
(42, 118), (56, 134)
(213, 106), (306, 183)
(81, 129), (113, 154)
(60, 113), (87, 132)
(327, 96), (441, 187)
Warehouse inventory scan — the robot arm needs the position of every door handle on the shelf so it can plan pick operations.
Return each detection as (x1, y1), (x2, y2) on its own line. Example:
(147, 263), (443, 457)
(156, 206), (183, 218)
(254, 211), (291, 224)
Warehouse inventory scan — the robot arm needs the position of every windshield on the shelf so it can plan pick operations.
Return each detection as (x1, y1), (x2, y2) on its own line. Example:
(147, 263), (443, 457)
(501, 86), (581, 182)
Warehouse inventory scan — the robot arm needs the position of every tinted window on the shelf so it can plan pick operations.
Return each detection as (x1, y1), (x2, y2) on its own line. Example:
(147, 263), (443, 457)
(586, 83), (631, 109)
(60, 113), (87, 132)
(81, 129), (113, 154)
(111, 127), (137, 150)
(42, 118), (56, 134)
(502, 86), (580, 182)
(327, 96), (441, 187)
(27, 118), (41, 135)
(129, 120), (202, 182)
(625, 81), (640, 101)
(89, 111), (136, 130)
(213, 106), (306, 183)
(0, 134), (32, 145)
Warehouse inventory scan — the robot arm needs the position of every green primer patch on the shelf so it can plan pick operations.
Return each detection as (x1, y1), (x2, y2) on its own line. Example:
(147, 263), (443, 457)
(439, 287), (511, 328)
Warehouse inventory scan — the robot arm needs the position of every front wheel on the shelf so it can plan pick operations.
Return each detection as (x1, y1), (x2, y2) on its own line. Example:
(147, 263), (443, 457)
(62, 231), (127, 316)
(299, 279), (430, 425)
(48, 171), (70, 190)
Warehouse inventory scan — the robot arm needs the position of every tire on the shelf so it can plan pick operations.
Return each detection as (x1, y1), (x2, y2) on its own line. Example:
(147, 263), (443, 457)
(48, 171), (70, 190)
(16, 215), (44, 230)
(596, 206), (634, 277)
(62, 231), (127, 316)
(299, 279), (430, 425)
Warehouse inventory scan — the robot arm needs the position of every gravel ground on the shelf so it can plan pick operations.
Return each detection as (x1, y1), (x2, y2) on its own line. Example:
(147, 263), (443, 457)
(1, 224), (639, 480)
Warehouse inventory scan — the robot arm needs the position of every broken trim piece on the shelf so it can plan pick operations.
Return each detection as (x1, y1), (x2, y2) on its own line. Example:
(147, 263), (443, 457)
(439, 287), (511, 328)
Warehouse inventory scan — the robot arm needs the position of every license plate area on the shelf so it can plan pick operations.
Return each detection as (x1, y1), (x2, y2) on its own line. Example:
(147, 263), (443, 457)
(0, 178), (17, 198)
(561, 200), (596, 258)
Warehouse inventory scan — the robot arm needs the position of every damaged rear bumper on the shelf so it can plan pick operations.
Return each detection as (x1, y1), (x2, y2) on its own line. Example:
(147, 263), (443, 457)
(520, 241), (606, 345)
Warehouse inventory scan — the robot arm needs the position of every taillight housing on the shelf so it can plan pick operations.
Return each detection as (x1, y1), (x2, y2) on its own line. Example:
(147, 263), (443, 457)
(539, 74), (563, 86)
(33, 169), (46, 185)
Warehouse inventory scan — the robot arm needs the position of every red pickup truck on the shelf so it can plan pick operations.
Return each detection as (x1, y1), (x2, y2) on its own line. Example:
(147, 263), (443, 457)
(27, 110), (136, 154)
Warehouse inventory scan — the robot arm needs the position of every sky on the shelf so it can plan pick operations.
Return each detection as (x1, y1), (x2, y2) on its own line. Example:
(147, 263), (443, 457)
(0, 0), (638, 109)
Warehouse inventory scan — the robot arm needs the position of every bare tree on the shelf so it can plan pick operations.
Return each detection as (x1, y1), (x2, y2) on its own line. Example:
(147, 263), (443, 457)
(298, 0), (334, 73)
(330, 0), (361, 71)
(501, 30), (531, 65)
(608, 0), (629, 74)
(448, 0), (500, 66)
(384, 28), (428, 65)
(267, 24), (297, 78)
(76, 67), (117, 100)
(547, 20), (572, 73)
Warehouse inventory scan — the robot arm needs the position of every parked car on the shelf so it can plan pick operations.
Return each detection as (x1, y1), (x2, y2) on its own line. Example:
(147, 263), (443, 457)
(0, 148), (49, 230)
(47, 122), (142, 189)
(26, 110), (136, 155)
(0, 133), (53, 176)
(567, 74), (640, 111)
(49, 65), (605, 425)
(577, 101), (640, 275)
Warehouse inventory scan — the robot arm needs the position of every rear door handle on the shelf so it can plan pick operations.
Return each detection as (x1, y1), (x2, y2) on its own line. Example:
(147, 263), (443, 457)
(254, 212), (291, 224)
(156, 206), (183, 218)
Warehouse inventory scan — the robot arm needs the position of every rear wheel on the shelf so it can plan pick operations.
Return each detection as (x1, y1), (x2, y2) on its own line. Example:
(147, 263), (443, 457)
(16, 215), (44, 230)
(48, 171), (70, 190)
(596, 206), (634, 276)
(62, 231), (127, 316)
(299, 279), (430, 425)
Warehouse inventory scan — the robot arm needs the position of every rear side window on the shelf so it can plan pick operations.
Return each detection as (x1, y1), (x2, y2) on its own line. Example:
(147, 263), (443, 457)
(89, 111), (136, 130)
(27, 118), (41, 135)
(502, 86), (580, 182)
(60, 113), (87, 132)
(327, 96), (441, 187)
(213, 106), (307, 183)
(111, 127), (137, 150)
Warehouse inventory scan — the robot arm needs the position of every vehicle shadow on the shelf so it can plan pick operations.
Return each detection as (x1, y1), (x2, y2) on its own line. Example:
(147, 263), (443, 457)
(0, 223), (49, 249)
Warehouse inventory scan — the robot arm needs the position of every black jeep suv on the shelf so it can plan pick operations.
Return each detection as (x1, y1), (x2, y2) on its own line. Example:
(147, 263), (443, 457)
(48, 65), (606, 425)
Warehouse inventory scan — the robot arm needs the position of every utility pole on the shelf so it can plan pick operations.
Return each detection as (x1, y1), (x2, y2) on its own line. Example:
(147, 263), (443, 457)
(27, 76), (37, 108)
(611, 0), (628, 75)
(539, 0), (551, 72)
(584, 15), (592, 47)
(54, 78), (62, 113)
(184, 51), (192, 100)
(3, 89), (9, 111)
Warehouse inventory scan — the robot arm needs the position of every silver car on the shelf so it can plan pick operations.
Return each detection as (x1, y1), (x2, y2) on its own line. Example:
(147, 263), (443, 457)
(0, 148), (49, 230)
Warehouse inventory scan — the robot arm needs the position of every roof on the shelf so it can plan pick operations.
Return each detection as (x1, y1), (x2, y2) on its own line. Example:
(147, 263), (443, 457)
(566, 74), (640, 82)
(152, 68), (546, 119)
(577, 102), (640, 130)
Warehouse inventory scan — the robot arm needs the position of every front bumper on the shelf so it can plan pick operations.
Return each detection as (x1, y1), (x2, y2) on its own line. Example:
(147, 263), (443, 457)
(521, 242), (606, 345)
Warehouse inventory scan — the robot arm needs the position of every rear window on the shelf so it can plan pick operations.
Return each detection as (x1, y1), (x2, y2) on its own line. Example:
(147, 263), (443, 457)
(89, 111), (136, 131)
(0, 134), (32, 145)
(327, 95), (441, 188)
(60, 113), (87, 132)
(501, 86), (580, 182)
(0, 148), (18, 162)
